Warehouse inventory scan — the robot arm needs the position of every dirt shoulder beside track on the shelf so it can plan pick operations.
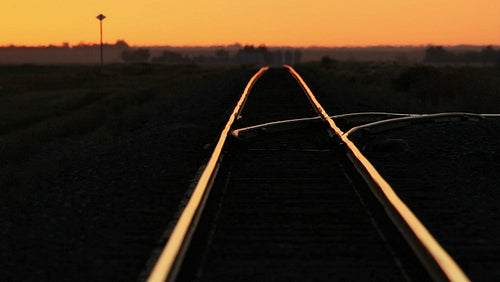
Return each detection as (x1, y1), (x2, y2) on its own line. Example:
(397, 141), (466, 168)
(358, 117), (500, 281)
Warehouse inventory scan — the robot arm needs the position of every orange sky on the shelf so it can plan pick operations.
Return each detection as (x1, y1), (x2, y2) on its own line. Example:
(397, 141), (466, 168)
(2, 0), (500, 47)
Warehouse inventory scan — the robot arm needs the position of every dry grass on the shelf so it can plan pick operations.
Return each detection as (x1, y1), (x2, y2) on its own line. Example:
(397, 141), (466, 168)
(0, 63), (253, 191)
(5, 61), (499, 194)
(296, 61), (500, 114)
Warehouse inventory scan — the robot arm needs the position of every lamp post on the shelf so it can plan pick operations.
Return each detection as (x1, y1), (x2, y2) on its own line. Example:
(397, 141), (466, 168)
(96, 14), (106, 72)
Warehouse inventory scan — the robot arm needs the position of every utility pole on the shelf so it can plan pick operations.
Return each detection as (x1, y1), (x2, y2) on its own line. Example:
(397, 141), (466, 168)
(96, 14), (106, 72)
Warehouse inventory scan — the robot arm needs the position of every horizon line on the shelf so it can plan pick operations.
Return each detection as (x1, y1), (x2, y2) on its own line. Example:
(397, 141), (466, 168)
(1, 42), (499, 49)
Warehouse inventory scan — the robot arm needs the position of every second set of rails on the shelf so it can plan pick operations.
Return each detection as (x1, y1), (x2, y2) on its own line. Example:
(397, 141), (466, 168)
(146, 66), (473, 281)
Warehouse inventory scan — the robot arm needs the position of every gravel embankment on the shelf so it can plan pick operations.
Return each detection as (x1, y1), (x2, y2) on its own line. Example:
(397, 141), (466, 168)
(358, 117), (500, 281)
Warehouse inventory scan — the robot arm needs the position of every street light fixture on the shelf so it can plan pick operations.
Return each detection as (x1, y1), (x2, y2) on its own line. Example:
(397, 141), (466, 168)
(96, 14), (106, 72)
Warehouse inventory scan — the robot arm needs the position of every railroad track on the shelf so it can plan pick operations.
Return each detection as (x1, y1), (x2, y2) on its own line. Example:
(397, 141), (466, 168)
(145, 66), (473, 281)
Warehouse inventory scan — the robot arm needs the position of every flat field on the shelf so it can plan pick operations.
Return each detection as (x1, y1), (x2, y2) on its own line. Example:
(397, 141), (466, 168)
(1, 63), (255, 281)
(0, 64), (255, 191)
(297, 61), (500, 114)
(2, 62), (500, 280)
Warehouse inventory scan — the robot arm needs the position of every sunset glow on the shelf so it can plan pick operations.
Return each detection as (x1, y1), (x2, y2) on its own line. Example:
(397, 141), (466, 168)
(3, 0), (500, 47)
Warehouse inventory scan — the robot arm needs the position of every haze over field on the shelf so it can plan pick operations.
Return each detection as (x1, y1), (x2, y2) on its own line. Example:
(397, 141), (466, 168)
(2, 0), (500, 47)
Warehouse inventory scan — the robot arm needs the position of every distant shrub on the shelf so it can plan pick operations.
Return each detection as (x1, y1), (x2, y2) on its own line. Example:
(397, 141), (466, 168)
(393, 65), (440, 92)
(425, 45), (500, 65)
(321, 56), (337, 65)
(121, 49), (151, 63)
(151, 50), (191, 64)
(296, 61), (500, 114)
(119, 63), (153, 75)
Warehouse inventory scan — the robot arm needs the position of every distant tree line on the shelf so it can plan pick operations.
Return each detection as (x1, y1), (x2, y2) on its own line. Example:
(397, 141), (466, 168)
(233, 45), (302, 66)
(425, 46), (500, 64)
(151, 50), (191, 63)
(121, 48), (151, 63)
(0, 40), (131, 64)
(0, 41), (303, 65)
(123, 45), (302, 66)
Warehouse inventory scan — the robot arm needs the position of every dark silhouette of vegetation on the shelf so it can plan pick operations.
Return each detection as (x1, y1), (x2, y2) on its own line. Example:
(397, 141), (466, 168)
(321, 56), (336, 65)
(297, 61), (500, 113)
(114, 40), (130, 49)
(151, 50), (190, 64)
(295, 50), (303, 64)
(234, 45), (270, 65)
(0, 40), (130, 64)
(238, 44), (269, 55)
(425, 45), (500, 64)
(0, 64), (255, 191)
(424, 46), (457, 63)
(284, 50), (293, 65)
(215, 49), (230, 59)
(392, 65), (441, 92)
(273, 50), (283, 65)
(232, 45), (302, 66)
(121, 48), (151, 63)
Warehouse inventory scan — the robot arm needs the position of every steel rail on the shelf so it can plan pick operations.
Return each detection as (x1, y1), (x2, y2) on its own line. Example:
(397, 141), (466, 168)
(333, 112), (414, 119)
(346, 113), (483, 137)
(481, 113), (500, 117)
(285, 65), (470, 282)
(285, 65), (345, 137)
(332, 112), (415, 126)
(232, 116), (322, 139)
(231, 112), (417, 140)
(146, 66), (269, 282)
